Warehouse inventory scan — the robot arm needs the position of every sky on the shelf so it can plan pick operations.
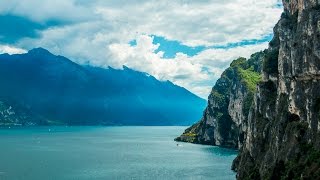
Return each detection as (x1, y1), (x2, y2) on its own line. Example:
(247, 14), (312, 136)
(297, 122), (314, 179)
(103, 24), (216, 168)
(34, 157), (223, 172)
(0, 0), (283, 98)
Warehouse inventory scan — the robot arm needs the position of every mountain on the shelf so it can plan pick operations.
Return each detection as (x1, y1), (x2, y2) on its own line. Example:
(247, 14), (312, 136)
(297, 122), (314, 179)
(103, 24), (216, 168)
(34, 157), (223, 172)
(176, 0), (320, 179)
(0, 48), (206, 126)
(175, 51), (265, 148)
(0, 98), (48, 126)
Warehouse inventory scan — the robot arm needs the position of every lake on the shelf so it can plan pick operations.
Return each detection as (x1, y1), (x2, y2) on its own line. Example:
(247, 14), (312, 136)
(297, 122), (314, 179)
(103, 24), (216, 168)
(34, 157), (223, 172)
(0, 126), (237, 180)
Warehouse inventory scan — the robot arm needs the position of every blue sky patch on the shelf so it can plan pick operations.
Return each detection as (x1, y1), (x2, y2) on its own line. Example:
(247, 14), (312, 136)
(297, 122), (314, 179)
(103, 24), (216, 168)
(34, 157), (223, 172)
(129, 34), (273, 59)
(129, 39), (137, 46)
(152, 36), (206, 58)
(274, 0), (284, 8)
(211, 34), (274, 49)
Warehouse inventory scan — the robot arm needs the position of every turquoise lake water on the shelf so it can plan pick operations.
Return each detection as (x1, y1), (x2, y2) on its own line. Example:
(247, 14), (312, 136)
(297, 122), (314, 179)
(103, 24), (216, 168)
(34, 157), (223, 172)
(0, 126), (237, 180)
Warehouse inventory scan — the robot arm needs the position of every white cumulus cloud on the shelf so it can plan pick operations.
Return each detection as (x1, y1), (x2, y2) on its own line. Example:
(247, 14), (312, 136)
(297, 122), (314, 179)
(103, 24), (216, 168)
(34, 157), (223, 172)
(108, 35), (269, 98)
(0, 45), (26, 54)
(0, 0), (283, 98)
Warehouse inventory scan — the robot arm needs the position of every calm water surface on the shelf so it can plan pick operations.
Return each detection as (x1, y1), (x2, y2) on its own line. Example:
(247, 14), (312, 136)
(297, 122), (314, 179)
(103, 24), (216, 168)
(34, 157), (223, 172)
(0, 126), (237, 180)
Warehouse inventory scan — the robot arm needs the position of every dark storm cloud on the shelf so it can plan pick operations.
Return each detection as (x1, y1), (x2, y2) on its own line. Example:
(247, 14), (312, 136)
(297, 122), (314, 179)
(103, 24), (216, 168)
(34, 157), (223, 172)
(0, 15), (44, 43)
(0, 14), (71, 43)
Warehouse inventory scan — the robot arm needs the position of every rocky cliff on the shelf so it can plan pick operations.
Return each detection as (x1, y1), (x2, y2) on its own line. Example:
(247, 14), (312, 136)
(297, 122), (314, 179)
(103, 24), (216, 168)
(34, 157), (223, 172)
(177, 0), (320, 179)
(175, 51), (265, 148)
(233, 0), (320, 179)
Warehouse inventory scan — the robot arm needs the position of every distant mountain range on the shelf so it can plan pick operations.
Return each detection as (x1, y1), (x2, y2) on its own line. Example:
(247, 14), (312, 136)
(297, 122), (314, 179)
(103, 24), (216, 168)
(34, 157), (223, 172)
(0, 48), (206, 126)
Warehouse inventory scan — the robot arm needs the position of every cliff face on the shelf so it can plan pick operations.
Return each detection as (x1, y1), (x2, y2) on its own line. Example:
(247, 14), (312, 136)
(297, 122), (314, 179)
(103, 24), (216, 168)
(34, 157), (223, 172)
(177, 0), (320, 179)
(175, 52), (265, 148)
(233, 0), (320, 179)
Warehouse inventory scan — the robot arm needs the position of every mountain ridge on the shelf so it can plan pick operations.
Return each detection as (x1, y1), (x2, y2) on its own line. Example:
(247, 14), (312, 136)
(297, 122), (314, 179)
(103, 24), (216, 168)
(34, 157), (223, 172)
(0, 47), (206, 126)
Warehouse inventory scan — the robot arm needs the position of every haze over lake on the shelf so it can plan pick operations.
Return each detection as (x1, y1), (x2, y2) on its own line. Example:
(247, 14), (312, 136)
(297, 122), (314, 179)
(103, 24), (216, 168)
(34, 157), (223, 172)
(0, 126), (236, 180)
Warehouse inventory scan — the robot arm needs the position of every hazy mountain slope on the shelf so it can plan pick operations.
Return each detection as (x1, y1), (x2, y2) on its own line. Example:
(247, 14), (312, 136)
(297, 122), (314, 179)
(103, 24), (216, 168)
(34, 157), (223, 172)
(0, 48), (206, 126)
(0, 98), (48, 126)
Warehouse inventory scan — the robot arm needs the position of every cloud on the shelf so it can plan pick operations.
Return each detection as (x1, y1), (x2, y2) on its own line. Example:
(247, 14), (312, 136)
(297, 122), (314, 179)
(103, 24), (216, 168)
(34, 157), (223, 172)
(108, 35), (269, 98)
(0, 15), (46, 43)
(0, 0), (283, 98)
(94, 0), (282, 46)
(0, 0), (94, 23)
(0, 45), (26, 54)
(0, 0), (96, 43)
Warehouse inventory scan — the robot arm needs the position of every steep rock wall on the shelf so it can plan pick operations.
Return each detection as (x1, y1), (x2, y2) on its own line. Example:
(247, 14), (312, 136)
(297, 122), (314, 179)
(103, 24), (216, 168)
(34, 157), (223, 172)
(233, 0), (320, 179)
(175, 52), (265, 148)
(176, 0), (320, 179)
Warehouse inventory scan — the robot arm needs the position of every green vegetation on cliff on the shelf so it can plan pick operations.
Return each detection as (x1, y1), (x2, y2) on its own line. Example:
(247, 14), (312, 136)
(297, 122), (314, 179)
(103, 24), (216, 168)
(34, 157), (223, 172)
(238, 67), (261, 93)
(231, 56), (262, 93)
(175, 51), (265, 148)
